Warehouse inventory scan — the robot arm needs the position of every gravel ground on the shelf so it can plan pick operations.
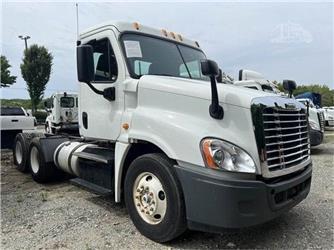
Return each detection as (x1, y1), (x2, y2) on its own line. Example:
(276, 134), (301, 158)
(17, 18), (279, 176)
(1, 131), (333, 249)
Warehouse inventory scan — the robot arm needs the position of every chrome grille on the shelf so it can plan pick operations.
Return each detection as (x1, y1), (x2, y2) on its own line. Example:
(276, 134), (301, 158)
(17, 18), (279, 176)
(262, 107), (310, 172)
(318, 111), (325, 132)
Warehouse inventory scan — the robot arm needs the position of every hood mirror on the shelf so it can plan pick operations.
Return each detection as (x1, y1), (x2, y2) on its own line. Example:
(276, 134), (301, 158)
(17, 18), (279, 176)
(201, 60), (224, 120)
(283, 80), (296, 98)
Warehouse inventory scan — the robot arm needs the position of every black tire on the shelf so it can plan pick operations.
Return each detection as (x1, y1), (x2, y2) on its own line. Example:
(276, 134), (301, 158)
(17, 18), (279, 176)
(28, 137), (63, 183)
(13, 132), (44, 172)
(124, 153), (186, 243)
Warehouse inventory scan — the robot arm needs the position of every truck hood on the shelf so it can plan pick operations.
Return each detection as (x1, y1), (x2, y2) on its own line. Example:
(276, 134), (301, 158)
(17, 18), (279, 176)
(138, 75), (277, 108)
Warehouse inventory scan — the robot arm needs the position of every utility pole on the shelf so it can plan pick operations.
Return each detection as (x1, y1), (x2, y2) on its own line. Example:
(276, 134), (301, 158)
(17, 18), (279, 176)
(18, 35), (31, 50)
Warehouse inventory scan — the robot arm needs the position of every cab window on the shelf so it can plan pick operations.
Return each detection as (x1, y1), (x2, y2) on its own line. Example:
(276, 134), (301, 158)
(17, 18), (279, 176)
(60, 97), (74, 108)
(90, 39), (118, 82)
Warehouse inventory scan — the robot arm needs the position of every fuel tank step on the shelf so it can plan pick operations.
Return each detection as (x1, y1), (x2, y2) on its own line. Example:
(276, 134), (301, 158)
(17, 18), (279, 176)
(70, 177), (113, 195)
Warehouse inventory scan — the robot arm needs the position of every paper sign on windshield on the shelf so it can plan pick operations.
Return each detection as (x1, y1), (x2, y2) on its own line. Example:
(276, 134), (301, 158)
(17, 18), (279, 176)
(124, 41), (142, 58)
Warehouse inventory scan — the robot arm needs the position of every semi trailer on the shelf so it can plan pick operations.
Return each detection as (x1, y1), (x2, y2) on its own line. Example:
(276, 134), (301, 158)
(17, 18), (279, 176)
(13, 21), (312, 242)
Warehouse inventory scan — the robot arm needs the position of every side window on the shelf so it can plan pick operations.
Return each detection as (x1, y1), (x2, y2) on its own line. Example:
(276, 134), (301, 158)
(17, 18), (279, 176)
(134, 60), (151, 75)
(246, 86), (258, 90)
(179, 61), (201, 78)
(90, 39), (118, 82)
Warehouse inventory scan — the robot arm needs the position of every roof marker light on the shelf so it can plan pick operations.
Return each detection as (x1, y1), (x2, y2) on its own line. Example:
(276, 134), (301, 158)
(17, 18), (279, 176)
(161, 29), (168, 37)
(133, 22), (140, 30)
(169, 32), (176, 39)
(177, 34), (183, 41)
(195, 41), (200, 47)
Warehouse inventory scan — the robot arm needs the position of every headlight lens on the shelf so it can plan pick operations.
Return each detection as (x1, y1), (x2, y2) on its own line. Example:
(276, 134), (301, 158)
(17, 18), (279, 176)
(201, 138), (256, 173)
(309, 120), (320, 130)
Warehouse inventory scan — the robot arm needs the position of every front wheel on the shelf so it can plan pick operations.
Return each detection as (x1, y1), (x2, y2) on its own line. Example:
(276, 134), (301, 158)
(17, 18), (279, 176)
(124, 153), (186, 242)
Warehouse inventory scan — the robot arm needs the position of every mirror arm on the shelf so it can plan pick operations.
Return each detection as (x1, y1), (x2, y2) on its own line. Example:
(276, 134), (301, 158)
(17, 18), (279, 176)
(209, 76), (224, 119)
(86, 81), (104, 95)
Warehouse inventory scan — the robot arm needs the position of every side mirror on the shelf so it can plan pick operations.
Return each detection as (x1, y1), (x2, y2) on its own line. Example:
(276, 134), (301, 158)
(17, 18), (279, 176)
(216, 69), (223, 83)
(77, 45), (95, 83)
(201, 60), (219, 77)
(283, 80), (296, 98)
(201, 60), (224, 119)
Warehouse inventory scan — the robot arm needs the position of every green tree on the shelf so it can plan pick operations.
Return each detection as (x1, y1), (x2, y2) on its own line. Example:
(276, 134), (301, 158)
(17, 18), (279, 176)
(20, 45), (53, 113)
(275, 82), (334, 106)
(1, 55), (17, 87)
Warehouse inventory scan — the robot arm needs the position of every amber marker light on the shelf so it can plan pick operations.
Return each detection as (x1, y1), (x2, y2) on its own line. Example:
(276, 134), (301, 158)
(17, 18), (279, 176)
(122, 123), (129, 130)
(177, 34), (183, 41)
(133, 22), (140, 30)
(161, 29), (168, 37)
(169, 32), (176, 39)
(201, 139), (219, 169)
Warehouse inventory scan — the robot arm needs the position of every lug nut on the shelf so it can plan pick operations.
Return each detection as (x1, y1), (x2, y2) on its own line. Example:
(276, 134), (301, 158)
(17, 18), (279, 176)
(137, 203), (140, 206)
(150, 208), (154, 211)
(141, 209), (144, 213)
(146, 211), (149, 214)
(136, 189), (140, 192)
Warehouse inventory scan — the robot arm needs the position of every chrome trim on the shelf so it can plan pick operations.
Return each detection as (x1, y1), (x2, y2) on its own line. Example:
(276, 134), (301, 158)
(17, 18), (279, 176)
(251, 96), (312, 178)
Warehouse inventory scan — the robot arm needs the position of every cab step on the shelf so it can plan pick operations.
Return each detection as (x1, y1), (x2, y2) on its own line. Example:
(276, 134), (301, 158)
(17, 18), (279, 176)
(70, 177), (113, 195)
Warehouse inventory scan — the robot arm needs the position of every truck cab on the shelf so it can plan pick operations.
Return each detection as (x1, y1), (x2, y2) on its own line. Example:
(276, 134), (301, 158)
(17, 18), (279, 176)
(235, 69), (324, 146)
(234, 69), (282, 94)
(44, 92), (79, 134)
(13, 21), (312, 243)
(296, 98), (325, 145)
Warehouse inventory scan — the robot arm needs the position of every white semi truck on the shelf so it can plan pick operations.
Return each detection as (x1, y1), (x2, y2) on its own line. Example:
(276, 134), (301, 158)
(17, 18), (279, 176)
(235, 69), (324, 146)
(44, 92), (79, 134)
(13, 22), (312, 242)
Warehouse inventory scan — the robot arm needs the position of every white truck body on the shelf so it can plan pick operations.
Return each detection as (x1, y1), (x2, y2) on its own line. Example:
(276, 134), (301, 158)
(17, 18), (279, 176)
(235, 69), (324, 146)
(13, 21), (312, 242)
(1, 107), (35, 131)
(1, 107), (36, 148)
(322, 106), (334, 126)
(45, 93), (79, 134)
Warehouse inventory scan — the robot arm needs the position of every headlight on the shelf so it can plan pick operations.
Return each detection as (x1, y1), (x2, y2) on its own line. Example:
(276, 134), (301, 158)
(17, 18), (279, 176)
(309, 120), (320, 130)
(200, 138), (256, 173)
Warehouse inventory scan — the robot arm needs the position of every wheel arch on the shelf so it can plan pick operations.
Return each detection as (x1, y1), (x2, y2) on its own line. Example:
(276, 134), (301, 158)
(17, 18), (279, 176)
(115, 140), (177, 202)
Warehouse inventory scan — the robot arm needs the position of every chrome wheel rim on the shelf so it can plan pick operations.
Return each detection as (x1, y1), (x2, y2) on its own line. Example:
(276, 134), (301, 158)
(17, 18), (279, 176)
(15, 141), (23, 164)
(133, 172), (167, 225)
(30, 146), (40, 174)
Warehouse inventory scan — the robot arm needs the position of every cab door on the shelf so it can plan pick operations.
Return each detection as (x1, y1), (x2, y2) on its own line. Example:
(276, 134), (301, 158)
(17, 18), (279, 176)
(79, 29), (125, 140)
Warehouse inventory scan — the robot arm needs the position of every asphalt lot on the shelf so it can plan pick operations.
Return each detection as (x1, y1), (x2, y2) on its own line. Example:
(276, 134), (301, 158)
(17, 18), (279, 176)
(1, 130), (333, 249)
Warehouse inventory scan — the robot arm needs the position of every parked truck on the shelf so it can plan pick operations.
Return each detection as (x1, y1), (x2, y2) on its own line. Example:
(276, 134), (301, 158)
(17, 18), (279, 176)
(12, 22), (312, 242)
(1, 106), (36, 148)
(44, 92), (79, 134)
(235, 69), (324, 146)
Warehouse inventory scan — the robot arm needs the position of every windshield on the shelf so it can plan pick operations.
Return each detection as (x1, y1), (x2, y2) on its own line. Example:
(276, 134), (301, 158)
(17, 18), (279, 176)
(262, 85), (274, 93)
(60, 97), (74, 108)
(121, 33), (208, 81)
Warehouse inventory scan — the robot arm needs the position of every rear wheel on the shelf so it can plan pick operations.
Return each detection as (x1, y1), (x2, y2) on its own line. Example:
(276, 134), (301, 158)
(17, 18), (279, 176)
(124, 153), (186, 242)
(13, 133), (44, 172)
(29, 137), (63, 183)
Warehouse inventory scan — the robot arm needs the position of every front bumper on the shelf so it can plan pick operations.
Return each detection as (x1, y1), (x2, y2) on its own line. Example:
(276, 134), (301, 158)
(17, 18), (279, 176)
(175, 163), (312, 232)
(309, 128), (323, 146)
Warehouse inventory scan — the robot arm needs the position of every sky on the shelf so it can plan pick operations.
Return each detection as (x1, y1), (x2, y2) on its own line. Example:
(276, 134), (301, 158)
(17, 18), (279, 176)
(1, 1), (333, 99)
